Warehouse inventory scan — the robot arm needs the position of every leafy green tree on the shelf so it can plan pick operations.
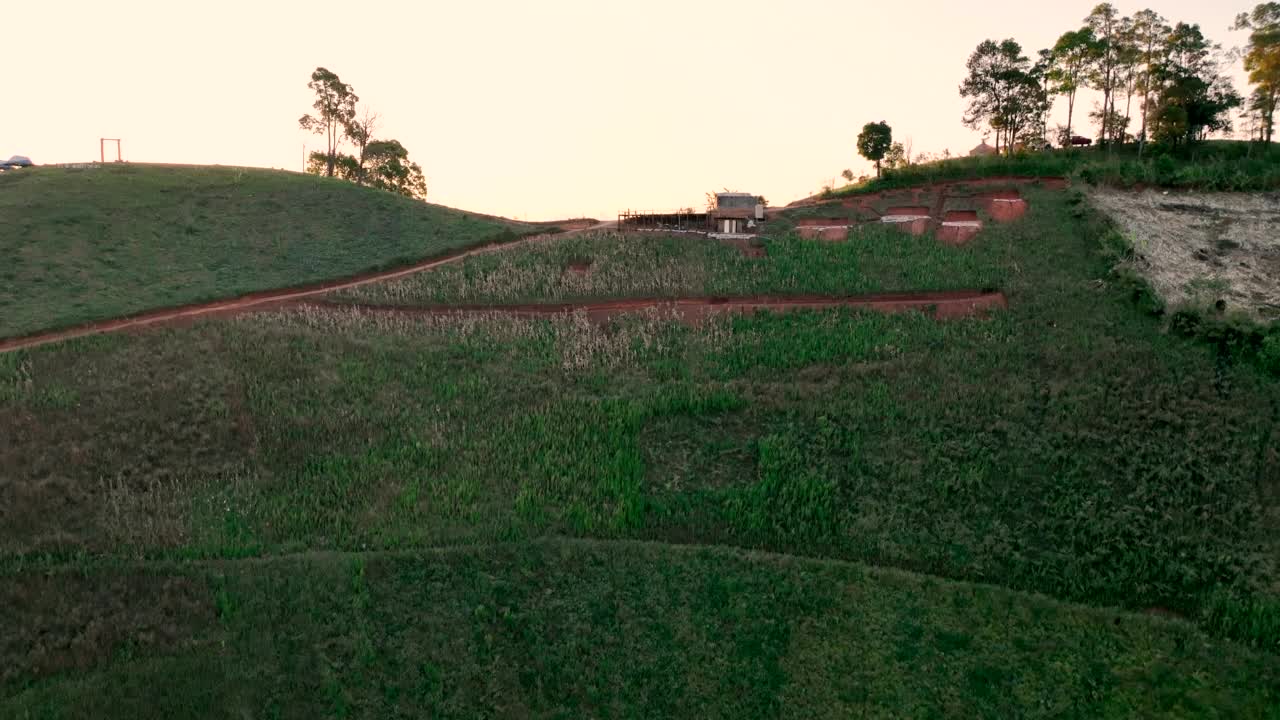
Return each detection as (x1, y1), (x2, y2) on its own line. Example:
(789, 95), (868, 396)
(306, 151), (358, 180)
(1032, 49), (1056, 145)
(1113, 15), (1143, 145)
(1130, 9), (1171, 153)
(363, 140), (428, 200)
(1151, 23), (1242, 145)
(1151, 103), (1189, 145)
(1048, 28), (1096, 146)
(857, 121), (893, 177)
(1235, 3), (1280, 142)
(298, 67), (358, 177)
(960, 39), (1037, 153)
(1084, 3), (1125, 144)
(883, 142), (907, 170)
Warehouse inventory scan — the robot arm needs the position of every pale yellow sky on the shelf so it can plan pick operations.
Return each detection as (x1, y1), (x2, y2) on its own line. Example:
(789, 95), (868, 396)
(7, 1), (1251, 219)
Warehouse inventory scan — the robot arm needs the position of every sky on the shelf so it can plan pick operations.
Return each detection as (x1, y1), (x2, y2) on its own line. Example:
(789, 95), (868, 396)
(6, 1), (1254, 220)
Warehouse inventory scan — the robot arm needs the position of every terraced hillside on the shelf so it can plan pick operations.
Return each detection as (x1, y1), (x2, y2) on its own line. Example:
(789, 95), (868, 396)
(2, 171), (1279, 717)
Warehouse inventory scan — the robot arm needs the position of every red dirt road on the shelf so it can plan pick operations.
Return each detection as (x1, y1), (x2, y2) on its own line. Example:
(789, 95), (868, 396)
(312, 291), (1008, 324)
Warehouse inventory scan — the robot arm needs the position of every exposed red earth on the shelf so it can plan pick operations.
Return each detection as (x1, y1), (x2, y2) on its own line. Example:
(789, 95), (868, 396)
(979, 190), (1030, 222)
(716, 237), (770, 257)
(786, 177), (1064, 245)
(938, 210), (983, 245)
(881, 207), (933, 236)
(306, 291), (1008, 324)
(794, 218), (855, 241)
(784, 176), (1067, 210)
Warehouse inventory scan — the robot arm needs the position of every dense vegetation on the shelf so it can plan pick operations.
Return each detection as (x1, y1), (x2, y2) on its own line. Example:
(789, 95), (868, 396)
(5, 543), (1276, 718)
(958, 3), (1253, 155)
(332, 224), (1004, 307)
(0, 165), (528, 338)
(826, 141), (1280, 198)
(3, 185), (1279, 715)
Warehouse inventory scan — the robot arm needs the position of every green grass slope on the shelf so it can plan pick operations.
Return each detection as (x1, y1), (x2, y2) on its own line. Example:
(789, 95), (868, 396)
(5, 542), (1279, 719)
(4, 183), (1280, 715)
(0, 164), (526, 338)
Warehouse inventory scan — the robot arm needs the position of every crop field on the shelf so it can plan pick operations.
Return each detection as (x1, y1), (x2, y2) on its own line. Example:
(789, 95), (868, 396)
(331, 219), (1009, 308)
(6, 542), (1277, 718)
(0, 165), (528, 339)
(4, 179), (1280, 716)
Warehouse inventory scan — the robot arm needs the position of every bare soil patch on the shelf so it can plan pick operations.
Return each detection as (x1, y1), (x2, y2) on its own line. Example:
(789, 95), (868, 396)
(939, 211), (983, 245)
(1090, 189), (1280, 320)
(881, 209), (932, 237)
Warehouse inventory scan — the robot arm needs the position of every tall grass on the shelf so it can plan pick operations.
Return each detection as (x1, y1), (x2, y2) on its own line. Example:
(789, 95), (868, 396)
(3, 187), (1278, 655)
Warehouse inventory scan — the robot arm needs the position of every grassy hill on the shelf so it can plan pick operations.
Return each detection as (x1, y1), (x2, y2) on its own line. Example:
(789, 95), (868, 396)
(0, 164), (529, 339)
(3, 170), (1280, 716)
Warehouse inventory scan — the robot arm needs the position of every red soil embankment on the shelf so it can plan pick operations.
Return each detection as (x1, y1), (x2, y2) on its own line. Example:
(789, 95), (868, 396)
(309, 291), (1008, 324)
(795, 219), (856, 241)
(938, 210), (982, 245)
(784, 176), (1067, 210)
(979, 190), (1029, 222)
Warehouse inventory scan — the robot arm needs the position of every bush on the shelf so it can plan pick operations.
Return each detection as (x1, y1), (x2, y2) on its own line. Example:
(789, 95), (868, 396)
(1262, 331), (1280, 376)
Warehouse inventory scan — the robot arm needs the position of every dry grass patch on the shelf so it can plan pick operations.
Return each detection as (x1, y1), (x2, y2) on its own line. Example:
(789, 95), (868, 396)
(1090, 189), (1280, 320)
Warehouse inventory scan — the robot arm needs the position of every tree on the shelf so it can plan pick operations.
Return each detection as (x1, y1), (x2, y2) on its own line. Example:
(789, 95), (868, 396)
(1048, 29), (1096, 146)
(1113, 15), (1142, 145)
(857, 121), (893, 177)
(1235, 3), (1280, 142)
(1130, 9), (1171, 153)
(1084, 3), (1124, 144)
(1151, 23), (1242, 145)
(306, 151), (360, 181)
(298, 67), (358, 177)
(1033, 49), (1056, 145)
(1011, 55), (1053, 149)
(960, 39), (1036, 153)
(883, 142), (907, 170)
(840, 169), (855, 183)
(362, 140), (428, 200)
(344, 108), (380, 184)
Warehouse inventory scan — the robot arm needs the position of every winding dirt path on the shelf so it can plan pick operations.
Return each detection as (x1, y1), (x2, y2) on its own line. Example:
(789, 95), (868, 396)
(0, 231), (571, 354)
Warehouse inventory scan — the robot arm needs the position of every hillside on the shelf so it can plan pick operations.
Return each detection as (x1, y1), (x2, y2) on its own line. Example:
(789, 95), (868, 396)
(3, 171), (1280, 716)
(821, 141), (1280, 201)
(0, 164), (532, 339)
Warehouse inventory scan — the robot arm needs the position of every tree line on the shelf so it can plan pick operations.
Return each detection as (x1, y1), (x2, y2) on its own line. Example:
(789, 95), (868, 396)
(959, 2), (1280, 154)
(298, 67), (428, 200)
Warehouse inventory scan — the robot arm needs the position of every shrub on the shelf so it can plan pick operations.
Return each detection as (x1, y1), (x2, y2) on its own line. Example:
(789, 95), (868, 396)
(1261, 331), (1280, 376)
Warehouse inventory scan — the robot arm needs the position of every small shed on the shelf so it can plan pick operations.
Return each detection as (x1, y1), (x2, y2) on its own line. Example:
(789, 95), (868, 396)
(711, 192), (765, 235)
